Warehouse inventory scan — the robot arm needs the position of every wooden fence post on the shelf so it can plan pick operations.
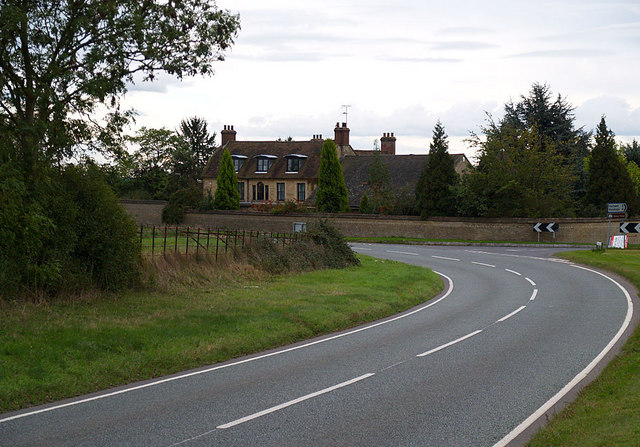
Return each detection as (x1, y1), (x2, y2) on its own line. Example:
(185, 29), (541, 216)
(163, 226), (167, 257)
(151, 225), (155, 258)
(186, 227), (190, 256)
(215, 228), (219, 262)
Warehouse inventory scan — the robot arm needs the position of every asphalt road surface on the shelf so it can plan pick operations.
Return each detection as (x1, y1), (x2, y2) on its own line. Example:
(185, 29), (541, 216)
(1, 245), (635, 446)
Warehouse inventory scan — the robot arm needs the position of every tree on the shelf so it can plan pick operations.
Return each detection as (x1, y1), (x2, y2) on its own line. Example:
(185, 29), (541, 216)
(0, 1), (238, 295)
(585, 117), (639, 216)
(500, 83), (591, 205)
(367, 151), (392, 213)
(0, 0), (239, 177)
(622, 139), (640, 166)
(416, 121), (459, 218)
(316, 139), (349, 213)
(464, 124), (575, 217)
(178, 117), (217, 172)
(213, 149), (240, 210)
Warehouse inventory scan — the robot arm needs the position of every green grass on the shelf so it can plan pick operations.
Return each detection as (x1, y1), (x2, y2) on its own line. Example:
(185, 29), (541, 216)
(346, 236), (589, 245)
(0, 254), (442, 413)
(527, 248), (640, 446)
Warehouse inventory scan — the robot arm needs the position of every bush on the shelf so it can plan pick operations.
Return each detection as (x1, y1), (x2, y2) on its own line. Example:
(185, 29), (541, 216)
(304, 219), (360, 269)
(59, 165), (142, 291)
(162, 186), (202, 224)
(244, 220), (359, 274)
(0, 163), (142, 298)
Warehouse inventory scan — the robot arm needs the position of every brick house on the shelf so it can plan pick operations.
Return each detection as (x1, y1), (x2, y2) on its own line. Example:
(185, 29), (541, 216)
(202, 123), (471, 209)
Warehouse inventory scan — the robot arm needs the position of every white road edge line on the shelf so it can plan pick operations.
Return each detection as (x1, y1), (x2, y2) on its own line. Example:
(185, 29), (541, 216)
(530, 289), (538, 301)
(0, 273), (454, 425)
(417, 330), (483, 357)
(505, 269), (521, 276)
(432, 255), (460, 261)
(217, 373), (375, 429)
(496, 306), (527, 323)
(386, 250), (419, 256)
(493, 264), (634, 447)
(525, 277), (536, 286)
(472, 261), (496, 268)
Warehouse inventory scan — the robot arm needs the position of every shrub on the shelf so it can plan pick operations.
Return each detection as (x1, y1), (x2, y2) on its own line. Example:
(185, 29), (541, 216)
(243, 220), (359, 274)
(0, 163), (142, 298)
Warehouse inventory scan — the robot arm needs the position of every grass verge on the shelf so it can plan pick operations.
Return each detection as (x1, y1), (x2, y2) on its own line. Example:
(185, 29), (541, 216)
(346, 236), (590, 246)
(527, 248), (640, 446)
(0, 254), (442, 414)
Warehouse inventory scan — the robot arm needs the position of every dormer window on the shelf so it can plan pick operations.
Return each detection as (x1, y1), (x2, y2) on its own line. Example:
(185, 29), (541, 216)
(285, 154), (308, 173)
(231, 155), (247, 172)
(255, 154), (277, 173)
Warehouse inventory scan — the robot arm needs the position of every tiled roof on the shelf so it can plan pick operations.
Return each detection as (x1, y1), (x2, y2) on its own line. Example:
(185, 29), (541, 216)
(340, 153), (471, 206)
(202, 140), (324, 180)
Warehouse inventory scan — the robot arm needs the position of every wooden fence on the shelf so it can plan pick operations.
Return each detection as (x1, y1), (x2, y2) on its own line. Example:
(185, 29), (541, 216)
(139, 225), (301, 260)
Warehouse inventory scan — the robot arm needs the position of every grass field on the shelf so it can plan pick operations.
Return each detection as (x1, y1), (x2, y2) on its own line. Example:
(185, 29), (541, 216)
(0, 254), (442, 413)
(527, 248), (640, 446)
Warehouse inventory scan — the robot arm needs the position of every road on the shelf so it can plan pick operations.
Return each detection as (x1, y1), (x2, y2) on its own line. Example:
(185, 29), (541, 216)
(0, 245), (635, 446)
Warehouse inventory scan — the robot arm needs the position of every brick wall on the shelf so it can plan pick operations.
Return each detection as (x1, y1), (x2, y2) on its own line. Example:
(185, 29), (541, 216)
(120, 199), (167, 226)
(121, 202), (637, 245)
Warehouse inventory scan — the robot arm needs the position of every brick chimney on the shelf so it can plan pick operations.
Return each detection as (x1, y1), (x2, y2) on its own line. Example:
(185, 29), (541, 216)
(334, 122), (350, 147)
(380, 132), (396, 155)
(221, 125), (237, 147)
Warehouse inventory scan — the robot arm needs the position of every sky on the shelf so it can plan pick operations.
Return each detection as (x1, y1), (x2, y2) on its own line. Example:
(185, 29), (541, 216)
(123, 0), (640, 160)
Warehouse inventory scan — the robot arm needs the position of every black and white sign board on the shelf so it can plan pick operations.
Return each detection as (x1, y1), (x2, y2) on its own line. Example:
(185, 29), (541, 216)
(534, 222), (558, 233)
(620, 222), (640, 234)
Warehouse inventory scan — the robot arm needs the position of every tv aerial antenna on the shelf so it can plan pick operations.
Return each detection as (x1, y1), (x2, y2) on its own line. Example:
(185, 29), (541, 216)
(341, 105), (351, 126)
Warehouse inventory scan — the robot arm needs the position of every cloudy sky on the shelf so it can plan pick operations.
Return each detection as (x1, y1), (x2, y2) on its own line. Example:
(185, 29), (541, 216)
(124, 0), (640, 159)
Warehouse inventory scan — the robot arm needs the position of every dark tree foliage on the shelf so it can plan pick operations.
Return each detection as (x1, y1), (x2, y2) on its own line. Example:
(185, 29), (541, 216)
(416, 121), (459, 218)
(0, 0), (239, 175)
(213, 148), (240, 210)
(367, 151), (392, 213)
(359, 192), (371, 214)
(501, 83), (591, 205)
(502, 83), (588, 159)
(463, 124), (575, 217)
(585, 117), (640, 216)
(316, 139), (349, 213)
(622, 139), (640, 166)
(0, 0), (239, 296)
(179, 117), (217, 173)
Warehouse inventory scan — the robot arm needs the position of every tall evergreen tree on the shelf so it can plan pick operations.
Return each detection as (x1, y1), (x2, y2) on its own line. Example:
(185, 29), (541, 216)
(316, 139), (350, 213)
(367, 151), (392, 213)
(585, 117), (639, 216)
(213, 149), (240, 210)
(416, 121), (459, 218)
(178, 117), (217, 171)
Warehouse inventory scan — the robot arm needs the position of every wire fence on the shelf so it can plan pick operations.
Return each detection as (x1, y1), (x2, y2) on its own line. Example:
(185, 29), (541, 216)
(139, 225), (301, 260)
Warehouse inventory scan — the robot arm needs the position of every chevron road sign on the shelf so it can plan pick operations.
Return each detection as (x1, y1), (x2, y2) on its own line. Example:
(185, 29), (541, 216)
(620, 222), (640, 234)
(534, 222), (559, 233)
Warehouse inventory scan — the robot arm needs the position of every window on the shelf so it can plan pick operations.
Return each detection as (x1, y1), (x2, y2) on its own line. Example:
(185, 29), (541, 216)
(285, 154), (307, 173)
(286, 158), (301, 172)
(256, 155), (277, 172)
(238, 182), (244, 201)
(297, 183), (306, 201)
(252, 185), (256, 201)
(277, 183), (285, 201)
(233, 158), (244, 172)
(257, 182), (265, 201)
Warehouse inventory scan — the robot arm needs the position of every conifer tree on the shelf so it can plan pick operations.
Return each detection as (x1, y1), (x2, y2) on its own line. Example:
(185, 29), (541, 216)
(213, 149), (240, 210)
(316, 139), (350, 212)
(585, 117), (639, 215)
(416, 121), (459, 218)
(368, 151), (392, 213)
